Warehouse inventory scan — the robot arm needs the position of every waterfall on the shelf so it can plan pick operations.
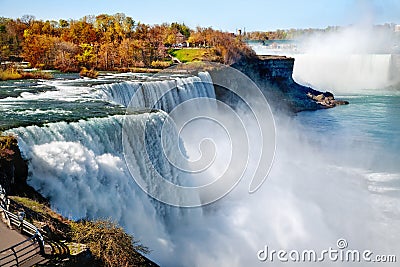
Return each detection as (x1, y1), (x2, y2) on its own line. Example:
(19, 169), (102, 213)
(8, 114), (201, 246)
(292, 54), (395, 93)
(5, 71), (218, 264)
(98, 72), (216, 111)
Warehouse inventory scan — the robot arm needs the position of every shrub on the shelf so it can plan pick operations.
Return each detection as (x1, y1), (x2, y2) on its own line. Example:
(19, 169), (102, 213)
(0, 68), (22, 81)
(70, 219), (150, 267)
(20, 71), (53, 79)
(0, 134), (17, 161)
(151, 60), (172, 68)
(80, 67), (99, 78)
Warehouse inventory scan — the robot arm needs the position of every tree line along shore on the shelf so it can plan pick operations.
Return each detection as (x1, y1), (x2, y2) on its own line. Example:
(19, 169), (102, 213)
(0, 13), (255, 80)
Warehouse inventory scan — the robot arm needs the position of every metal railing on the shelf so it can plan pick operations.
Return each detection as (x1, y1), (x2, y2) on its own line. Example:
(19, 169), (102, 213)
(0, 185), (45, 267)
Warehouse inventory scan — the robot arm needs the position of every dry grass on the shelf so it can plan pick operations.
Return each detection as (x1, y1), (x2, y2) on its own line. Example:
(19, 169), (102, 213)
(9, 196), (67, 223)
(0, 68), (53, 81)
(70, 219), (150, 267)
(0, 68), (22, 80)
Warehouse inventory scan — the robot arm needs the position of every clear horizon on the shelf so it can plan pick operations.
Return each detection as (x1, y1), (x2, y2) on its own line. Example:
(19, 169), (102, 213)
(0, 0), (399, 32)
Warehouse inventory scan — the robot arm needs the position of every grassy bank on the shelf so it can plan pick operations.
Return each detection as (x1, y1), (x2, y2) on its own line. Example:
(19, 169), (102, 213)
(0, 68), (53, 81)
(169, 48), (208, 63)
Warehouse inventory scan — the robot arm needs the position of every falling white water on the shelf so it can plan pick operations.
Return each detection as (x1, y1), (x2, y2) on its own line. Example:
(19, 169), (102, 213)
(292, 54), (396, 93)
(98, 72), (215, 111)
(9, 114), (203, 260)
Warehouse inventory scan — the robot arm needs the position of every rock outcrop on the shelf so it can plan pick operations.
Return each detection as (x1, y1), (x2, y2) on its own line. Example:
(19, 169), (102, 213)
(0, 135), (46, 202)
(229, 55), (348, 112)
(306, 92), (349, 108)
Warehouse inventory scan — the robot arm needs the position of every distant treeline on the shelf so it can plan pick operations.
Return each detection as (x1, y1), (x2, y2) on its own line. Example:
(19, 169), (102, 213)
(243, 27), (341, 40)
(0, 14), (254, 71)
(244, 23), (398, 40)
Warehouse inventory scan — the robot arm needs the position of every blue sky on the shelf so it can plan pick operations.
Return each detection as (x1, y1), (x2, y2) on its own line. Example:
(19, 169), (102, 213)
(0, 0), (399, 31)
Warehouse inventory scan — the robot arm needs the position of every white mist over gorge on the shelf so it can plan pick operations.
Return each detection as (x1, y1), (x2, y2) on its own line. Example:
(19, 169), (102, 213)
(293, 24), (400, 93)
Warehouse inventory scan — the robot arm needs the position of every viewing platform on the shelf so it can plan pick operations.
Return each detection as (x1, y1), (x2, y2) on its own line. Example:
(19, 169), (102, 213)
(0, 186), (48, 267)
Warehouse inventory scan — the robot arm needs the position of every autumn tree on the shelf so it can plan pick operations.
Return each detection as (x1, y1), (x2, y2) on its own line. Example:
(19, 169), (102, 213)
(54, 40), (79, 72)
(20, 15), (35, 26)
(59, 19), (69, 28)
(22, 32), (58, 68)
(118, 38), (143, 68)
(170, 22), (190, 38)
(97, 42), (118, 69)
(75, 43), (96, 69)
(0, 17), (27, 63)
(0, 20), (10, 63)
(63, 20), (98, 44)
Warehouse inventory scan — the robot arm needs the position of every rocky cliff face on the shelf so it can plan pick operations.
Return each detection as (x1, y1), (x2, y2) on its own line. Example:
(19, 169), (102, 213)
(0, 135), (46, 202)
(229, 56), (348, 112)
(253, 55), (296, 80)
